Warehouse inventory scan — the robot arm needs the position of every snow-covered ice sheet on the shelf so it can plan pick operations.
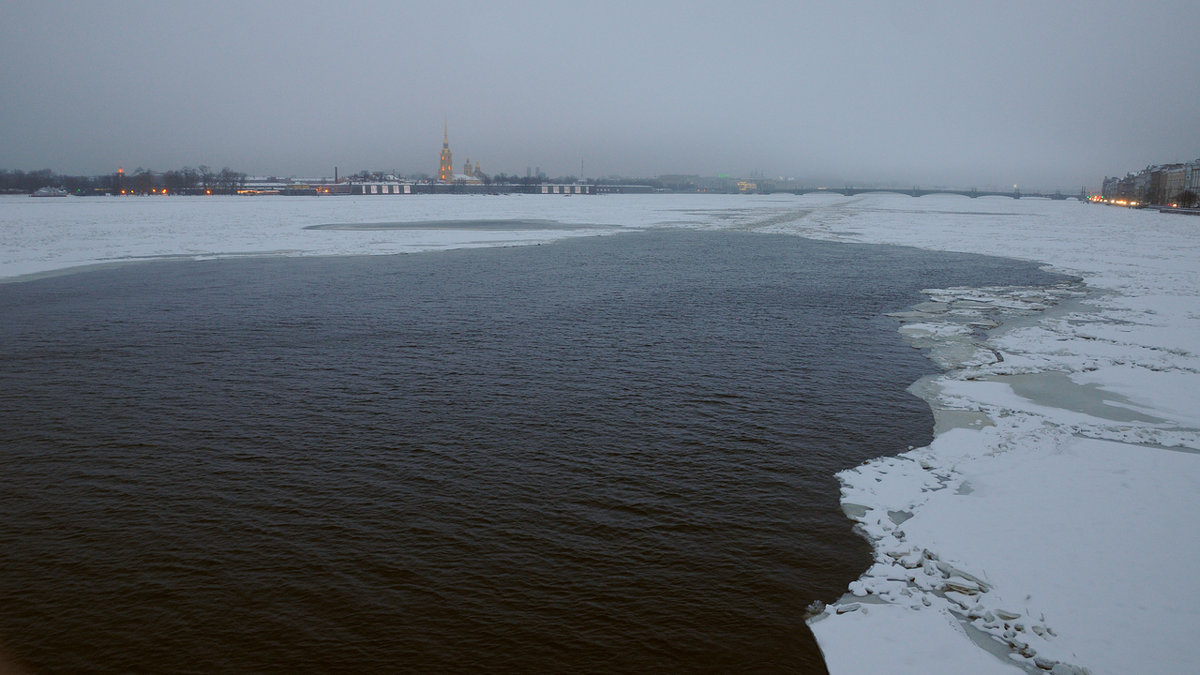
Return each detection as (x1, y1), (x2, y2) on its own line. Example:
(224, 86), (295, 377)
(0, 192), (803, 281)
(4, 191), (1197, 673)
(775, 194), (1200, 674)
(813, 600), (1025, 674)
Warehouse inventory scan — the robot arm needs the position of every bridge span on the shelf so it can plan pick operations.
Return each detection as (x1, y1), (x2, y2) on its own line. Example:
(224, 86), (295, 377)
(778, 187), (1087, 200)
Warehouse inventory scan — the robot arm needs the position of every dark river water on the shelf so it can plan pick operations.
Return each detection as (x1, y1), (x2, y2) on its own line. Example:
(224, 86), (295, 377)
(0, 230), (1061, 673)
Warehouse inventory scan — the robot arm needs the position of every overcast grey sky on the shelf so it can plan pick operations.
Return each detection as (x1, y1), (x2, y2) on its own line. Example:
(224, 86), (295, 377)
(3, 0), (1198, 189)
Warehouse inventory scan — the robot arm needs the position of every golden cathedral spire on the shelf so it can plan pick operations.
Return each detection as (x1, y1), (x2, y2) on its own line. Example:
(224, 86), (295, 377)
(438, 118), (453, 182)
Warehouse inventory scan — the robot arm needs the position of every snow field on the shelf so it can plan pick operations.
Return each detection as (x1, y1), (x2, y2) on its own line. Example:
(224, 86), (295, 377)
(783, 195), (1200, 674)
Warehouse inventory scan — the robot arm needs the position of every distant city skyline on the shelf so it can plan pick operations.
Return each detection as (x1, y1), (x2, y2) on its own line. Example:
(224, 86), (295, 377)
(3, 1), (1199, 190)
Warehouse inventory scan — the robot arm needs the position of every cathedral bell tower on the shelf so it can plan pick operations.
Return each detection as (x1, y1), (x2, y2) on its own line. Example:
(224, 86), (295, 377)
(438, 119), (453, 182)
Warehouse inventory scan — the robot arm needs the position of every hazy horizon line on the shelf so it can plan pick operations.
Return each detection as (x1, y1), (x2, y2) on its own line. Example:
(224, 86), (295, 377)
(1, 163), (1101, 193)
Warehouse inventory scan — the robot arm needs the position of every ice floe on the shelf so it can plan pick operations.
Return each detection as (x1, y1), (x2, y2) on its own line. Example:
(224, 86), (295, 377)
(781, 195), (1200, 674)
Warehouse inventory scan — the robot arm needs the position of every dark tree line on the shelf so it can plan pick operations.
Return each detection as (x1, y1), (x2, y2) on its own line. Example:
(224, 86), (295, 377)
(0, 169), (99, 194)
(117, 165), (247, 194)
(1, 166), (247, 195)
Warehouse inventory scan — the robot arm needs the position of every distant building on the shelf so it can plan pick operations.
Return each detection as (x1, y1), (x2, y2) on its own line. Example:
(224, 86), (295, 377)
(1160, 164), (1187, 204)
(438, 120), (454, 182)
(1102, 159), (1200, 205)
(437, 121), (483, 184)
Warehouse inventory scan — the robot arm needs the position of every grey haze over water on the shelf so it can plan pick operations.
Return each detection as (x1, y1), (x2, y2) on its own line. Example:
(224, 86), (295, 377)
(3, 0), (1198, 189)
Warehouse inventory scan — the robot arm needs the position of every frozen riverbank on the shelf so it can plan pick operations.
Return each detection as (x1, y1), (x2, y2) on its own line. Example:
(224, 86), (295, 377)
(775, 195), (1200, 673)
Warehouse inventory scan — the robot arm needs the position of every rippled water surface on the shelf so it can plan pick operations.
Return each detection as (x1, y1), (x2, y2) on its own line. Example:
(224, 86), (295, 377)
(0, 230), (1061, 673)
